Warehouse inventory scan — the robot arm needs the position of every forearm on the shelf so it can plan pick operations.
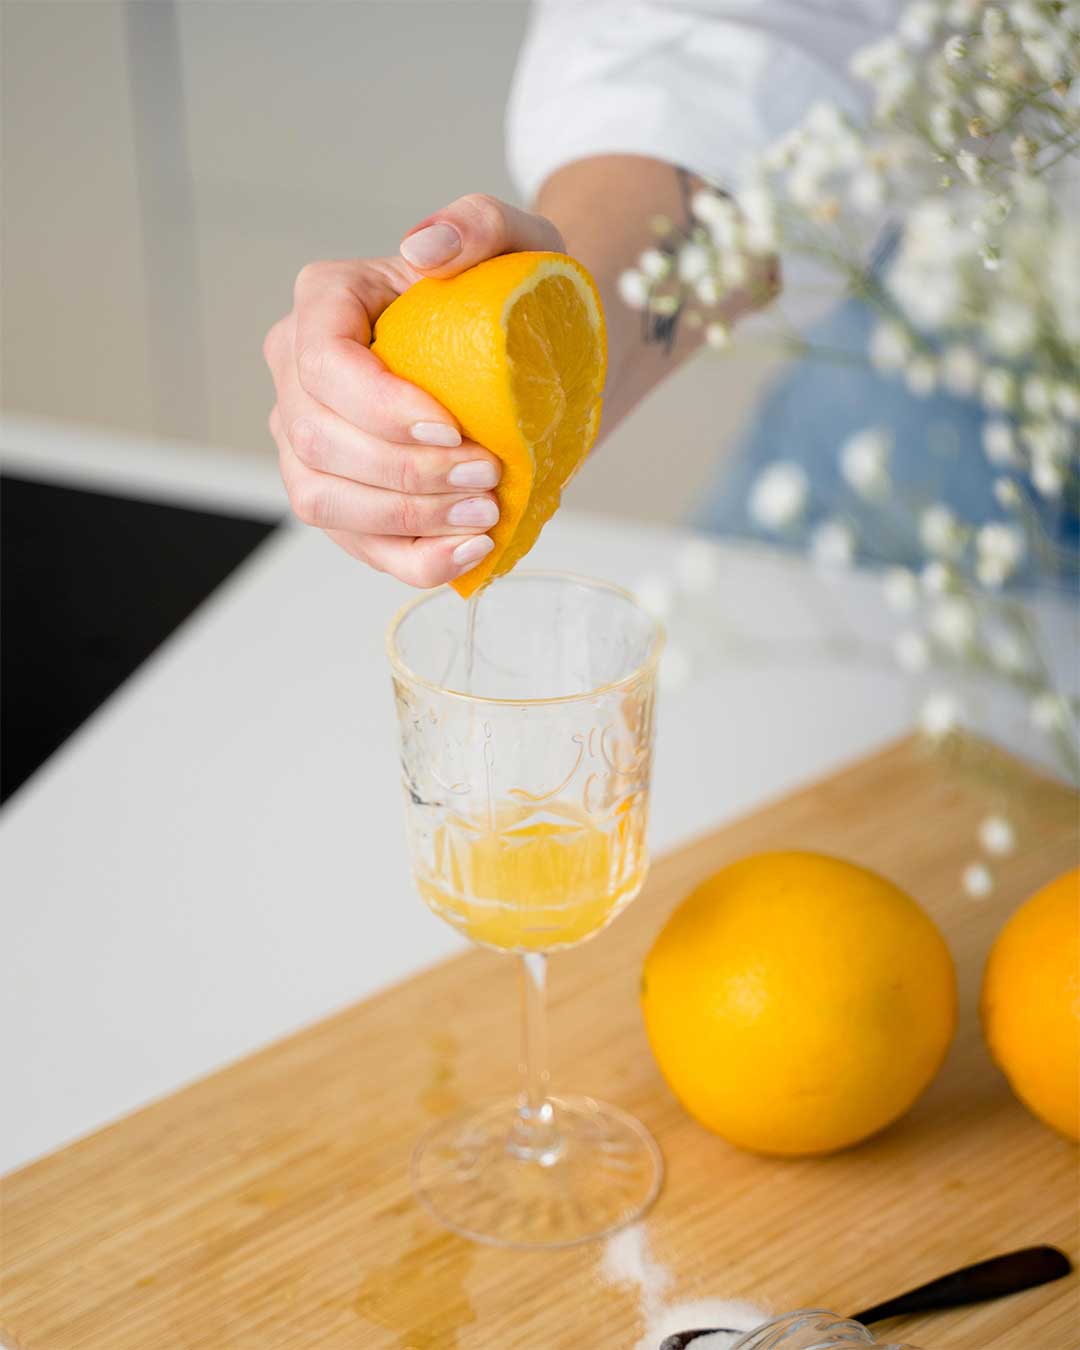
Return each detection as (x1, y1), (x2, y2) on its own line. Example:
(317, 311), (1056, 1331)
(537, 155), (705, 435)
(538, 154), (778, 439)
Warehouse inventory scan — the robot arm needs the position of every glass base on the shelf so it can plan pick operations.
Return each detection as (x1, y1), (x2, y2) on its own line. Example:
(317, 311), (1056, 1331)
(410, 1094), (663, 1249)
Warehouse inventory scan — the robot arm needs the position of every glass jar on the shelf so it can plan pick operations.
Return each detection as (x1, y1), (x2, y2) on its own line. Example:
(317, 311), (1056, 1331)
(730, 1311), (924, 1350)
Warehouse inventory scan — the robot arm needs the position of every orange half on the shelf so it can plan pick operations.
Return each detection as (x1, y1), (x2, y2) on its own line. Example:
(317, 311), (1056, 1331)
(371, 252), (606, 597)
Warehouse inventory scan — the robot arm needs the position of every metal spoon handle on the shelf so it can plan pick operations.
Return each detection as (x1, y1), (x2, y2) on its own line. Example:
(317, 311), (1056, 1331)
(851, 1245), (1072, 1325)
(658, 1245), (1072, 1349)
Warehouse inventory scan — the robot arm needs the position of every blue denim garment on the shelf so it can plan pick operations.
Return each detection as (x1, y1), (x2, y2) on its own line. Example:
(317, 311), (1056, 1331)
(696, 294), (1078, 590)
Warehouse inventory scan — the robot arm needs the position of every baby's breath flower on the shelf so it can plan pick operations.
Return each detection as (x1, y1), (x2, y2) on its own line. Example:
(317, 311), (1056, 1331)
(947, 0), (981, 23)
(849, 168), (887, 213)
(921, 559), (954, 594)
(1011, 1), (1048, 35)
(982, 420), (1020, 466)
(850, 35), (906, 82)
(921, 690), (962, 738)
(677, 242), (710, 284)
(963, 862), (994, 898)
(1020, 420), (1068, 459)
(1023, 35), (1068, 82)
(840, 426), (892, 498)
(884, 566), (920, 611)
(982, 368), (1017, 410)
(941, 344), (981, 397)
(748, 462), (809, 529)
(975, 522), (1025, 587)
(987, 301), (1038, 357)
(956, 150), (984, 184)
(920, 503), (962, 557)
(696, 197), (740, 250)
(905, 354), (938, 397)
(982, 7), (1006, 40)
(690, 190), (730, 227)
(811, 519), (856, 569)
(943, 34), (968, 66)
(705, 321), (732, 349)
(979, 814), (1016, 856)
(760, 128), (804, 172)
(974, 83), (1010, 125)
(719, 251), (750, 288)
(1022, 375), (1054, 417)
(869, 320), (912, 372)
(899, 0), (939, 46)
(806, 100), (847, 138)
(1031, 455), (1066, 497)
(1011, 134), (1039, 165)
(930, 595), (977, 650)
(895, 629), (932, 671)
(695, 275), (720, 306)
(993, 477), (1022, 508)
(639, 248), (671, 281)
(989, 628), (1030, 674)
(738, 182), (779, 253)
(930, 102), (961, 148)
(788, 168), (825, 209)
(649, 293), (679, 316)
(1030, 690), (1068, 732)
(617, 270), (650, 310)
(1054, 383), (1080, 421)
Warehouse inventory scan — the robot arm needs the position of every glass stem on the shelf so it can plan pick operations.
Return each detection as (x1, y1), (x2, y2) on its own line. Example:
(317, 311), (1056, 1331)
(509, 951), (561, 1162)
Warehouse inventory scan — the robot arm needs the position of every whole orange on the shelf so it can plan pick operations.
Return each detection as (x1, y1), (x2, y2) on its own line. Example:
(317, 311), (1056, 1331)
(981, 866), (1079, 1141)
(641, 852), (957, 1155)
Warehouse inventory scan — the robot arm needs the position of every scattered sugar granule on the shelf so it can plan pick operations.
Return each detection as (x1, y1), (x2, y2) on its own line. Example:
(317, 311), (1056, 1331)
(601, 1224), (767, 1350)
(601, 1223), (673, 1325)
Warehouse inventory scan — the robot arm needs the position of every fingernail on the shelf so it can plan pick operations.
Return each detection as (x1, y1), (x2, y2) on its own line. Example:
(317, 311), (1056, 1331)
(447, 496), (499, 528)
(400, 223), (462, 269)
(452, 535), (495, 570)
(411, 421), (461, 447)
(447, 459), (500, 489)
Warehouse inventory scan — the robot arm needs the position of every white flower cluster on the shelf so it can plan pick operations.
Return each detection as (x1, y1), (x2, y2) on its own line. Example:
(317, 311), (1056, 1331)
(884, 185), (1080, 502)
(961, 810), (1018, 898)
(622, 0), (1080, 820)
(616, 183), (777, 336)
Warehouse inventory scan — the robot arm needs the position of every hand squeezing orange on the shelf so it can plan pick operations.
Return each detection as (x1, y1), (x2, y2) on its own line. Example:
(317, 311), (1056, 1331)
(372, 252), (606, 597)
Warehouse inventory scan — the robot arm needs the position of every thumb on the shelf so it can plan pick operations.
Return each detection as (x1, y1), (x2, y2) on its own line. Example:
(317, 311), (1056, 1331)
(399, 193), (565, 278)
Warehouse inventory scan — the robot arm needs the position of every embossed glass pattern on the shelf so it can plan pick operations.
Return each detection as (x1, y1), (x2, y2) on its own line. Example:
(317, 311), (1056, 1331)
(387, 572), (663, 1248)
(731, 1312), (925, 1349)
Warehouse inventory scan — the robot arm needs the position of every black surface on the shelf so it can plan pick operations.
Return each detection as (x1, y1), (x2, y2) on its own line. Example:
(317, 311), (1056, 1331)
(1, 474), (279, 804)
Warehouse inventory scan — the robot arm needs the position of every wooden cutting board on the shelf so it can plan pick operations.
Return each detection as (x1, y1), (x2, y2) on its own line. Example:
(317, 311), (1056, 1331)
(3, 737), (1077, 1350)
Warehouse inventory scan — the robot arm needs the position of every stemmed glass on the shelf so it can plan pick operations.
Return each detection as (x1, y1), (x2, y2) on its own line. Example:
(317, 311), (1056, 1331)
(386, 571), (663, 1248)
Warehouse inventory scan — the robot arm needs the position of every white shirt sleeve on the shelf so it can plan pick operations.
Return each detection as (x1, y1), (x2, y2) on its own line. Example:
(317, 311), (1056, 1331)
(506, 0), (898, 201)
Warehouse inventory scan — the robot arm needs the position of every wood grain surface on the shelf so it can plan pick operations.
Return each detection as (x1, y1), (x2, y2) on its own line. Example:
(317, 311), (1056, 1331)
(3, 737), (1077, 1350)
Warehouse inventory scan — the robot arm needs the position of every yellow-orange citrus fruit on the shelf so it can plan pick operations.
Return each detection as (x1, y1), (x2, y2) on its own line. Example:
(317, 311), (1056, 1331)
(981, 866), (1079, 1141)
(641, 852), (957, 1155)
(371, 252), (606, 598)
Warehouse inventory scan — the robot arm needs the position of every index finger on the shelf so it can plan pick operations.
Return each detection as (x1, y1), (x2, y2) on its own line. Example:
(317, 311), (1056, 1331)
(292, 260), (463, 448)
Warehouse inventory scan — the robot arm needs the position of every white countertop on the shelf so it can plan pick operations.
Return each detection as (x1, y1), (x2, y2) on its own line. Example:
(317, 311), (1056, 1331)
(0, 417), (1065, 1174)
